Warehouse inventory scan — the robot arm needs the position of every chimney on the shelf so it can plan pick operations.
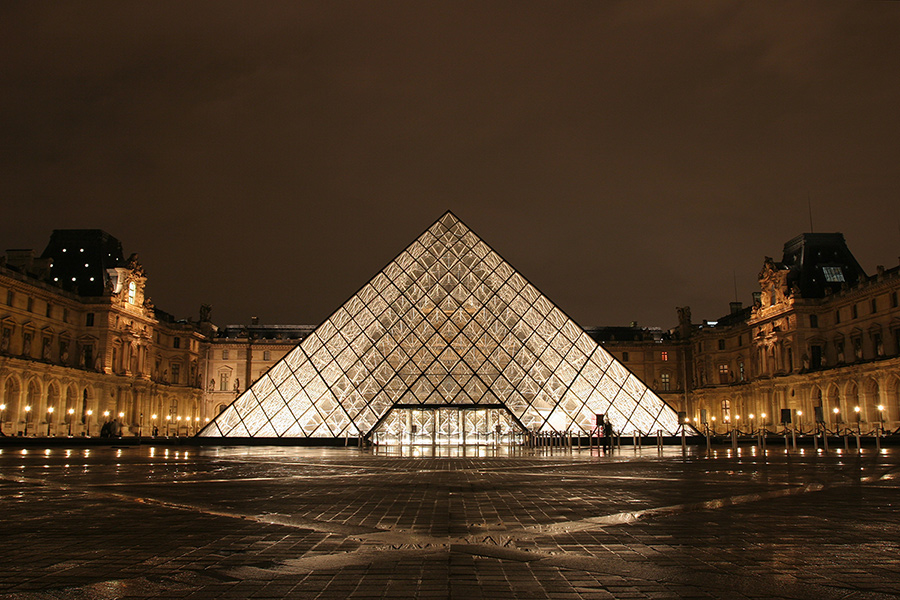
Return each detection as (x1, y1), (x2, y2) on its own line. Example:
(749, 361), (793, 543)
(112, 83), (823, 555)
(5, 249), (34, 271)
(729, 302), (743, 314)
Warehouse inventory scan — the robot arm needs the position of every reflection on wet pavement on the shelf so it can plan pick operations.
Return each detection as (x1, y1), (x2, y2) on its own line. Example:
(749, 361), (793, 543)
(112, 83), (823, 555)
(1, 445), (898, 599)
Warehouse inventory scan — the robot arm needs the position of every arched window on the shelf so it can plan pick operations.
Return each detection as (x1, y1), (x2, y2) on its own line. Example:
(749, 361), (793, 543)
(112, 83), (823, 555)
(128, 281), (136, 304)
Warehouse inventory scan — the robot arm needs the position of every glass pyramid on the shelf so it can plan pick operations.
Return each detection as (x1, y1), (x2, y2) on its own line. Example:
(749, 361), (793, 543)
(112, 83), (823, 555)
(200, 212), (682, 439)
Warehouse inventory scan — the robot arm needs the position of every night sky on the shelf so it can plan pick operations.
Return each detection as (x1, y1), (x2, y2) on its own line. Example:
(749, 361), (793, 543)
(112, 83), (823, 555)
(2, 2), (898, 330)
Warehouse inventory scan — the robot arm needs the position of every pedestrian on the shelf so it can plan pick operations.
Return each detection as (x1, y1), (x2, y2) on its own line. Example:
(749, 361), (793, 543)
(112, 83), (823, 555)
(603, 419), (614, 452)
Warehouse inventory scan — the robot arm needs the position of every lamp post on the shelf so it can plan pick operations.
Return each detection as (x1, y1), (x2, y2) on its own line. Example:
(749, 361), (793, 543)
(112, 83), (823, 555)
(176, 415), (182, 437)
(854, 406), (861, 435)
(165, 414), (171, 437)
(749, 413), (755, 436)
(24, 405), (31, 436)
(151, 414), (158, 437)
(67, 408), (74, 436)
(46, 406), (54, 437)
(796, 410), (803, 435)
(194, 416), (200, 435)
(86, 409), (93, 436)
(710, 416), (716, 435)
(833, 407), (840, 433)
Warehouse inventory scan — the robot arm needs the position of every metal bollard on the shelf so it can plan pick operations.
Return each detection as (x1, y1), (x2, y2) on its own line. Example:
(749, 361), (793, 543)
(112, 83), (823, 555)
(657, 430), (663, 451)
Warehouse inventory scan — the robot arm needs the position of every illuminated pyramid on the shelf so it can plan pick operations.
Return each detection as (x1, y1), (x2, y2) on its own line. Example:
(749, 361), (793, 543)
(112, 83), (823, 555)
(200, 212), (681, 438)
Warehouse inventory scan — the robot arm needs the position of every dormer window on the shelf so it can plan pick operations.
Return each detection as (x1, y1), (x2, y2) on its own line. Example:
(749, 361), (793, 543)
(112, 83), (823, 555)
(822, 266), (844, 283)
(127, 281), (136, 304)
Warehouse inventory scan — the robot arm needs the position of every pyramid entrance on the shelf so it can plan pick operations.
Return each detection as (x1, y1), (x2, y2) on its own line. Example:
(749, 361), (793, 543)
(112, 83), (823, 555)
(372, 405), (523, 446)
(200, 211), (682, 441)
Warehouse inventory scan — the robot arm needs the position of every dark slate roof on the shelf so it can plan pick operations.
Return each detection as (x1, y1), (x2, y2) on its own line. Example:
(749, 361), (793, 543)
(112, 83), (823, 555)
(780, 233), (867, 298)
(40, 229), (125, 296)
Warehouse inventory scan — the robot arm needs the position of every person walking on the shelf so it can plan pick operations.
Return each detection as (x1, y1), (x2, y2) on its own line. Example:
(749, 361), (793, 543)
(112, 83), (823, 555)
(602, 419), (614, 452)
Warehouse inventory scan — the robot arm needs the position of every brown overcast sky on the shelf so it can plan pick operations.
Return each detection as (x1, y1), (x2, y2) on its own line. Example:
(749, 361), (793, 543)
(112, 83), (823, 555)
(1, 2), (899, 329)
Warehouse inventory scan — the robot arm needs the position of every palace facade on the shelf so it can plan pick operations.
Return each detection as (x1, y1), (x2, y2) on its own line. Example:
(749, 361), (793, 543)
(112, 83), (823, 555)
(1, 229), (898, 437)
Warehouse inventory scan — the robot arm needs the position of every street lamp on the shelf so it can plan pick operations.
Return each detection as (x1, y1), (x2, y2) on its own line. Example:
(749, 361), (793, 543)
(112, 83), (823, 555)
(194, 416), (200, 435)
(165, 414), (171, 436)
(67, 408), (74, 436)
(24, 405), (31, 436)
(833, 407), (840, 433)
(86, 409), (93, 436)
(797, 410), (803, 434)
(854, 406), (861, 435)
(47, 406), (54, 437)
(877, 405), (885, 432)
(176, 415), (182, 437)
(151, 414), (158, 437)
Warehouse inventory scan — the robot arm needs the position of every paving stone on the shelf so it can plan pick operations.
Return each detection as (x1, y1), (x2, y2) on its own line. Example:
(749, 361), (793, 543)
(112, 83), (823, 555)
(1, 445), (899, 599)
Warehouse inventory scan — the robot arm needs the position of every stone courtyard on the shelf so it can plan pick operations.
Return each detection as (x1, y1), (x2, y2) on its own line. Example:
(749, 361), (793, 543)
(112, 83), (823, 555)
(1, 443), (898, 599)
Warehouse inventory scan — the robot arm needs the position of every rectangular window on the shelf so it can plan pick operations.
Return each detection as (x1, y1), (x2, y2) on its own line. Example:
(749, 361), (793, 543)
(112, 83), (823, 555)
(171, 363), (181, 384)
(263, 350), (271, 361)
(219, 372), (229, 391)
(809, 314), (818, 328)
(851, 304), (858, 319)
(173, 337), (181, 349)
(871, 298), (877, 314)
(27, 297), (33, 312)
(660, 372), (670, 391)
(621, 351), (629, 362)
(811, 345), (823, 369)
(835, 309), (841, 324)
(738, 362), (745, 381)
(717, 339), (725, 350)
(63, 308), (68, 323)
(5, 290), (12, 306)
(853, 338), (862, 360)
(45, 303), (52, 318)
(718, 363), (729, 384)
(823, 266), (844, 282)
(892, 291), (898, 308)
(85, 313), (95, 327)
(222, 349), (229, 360)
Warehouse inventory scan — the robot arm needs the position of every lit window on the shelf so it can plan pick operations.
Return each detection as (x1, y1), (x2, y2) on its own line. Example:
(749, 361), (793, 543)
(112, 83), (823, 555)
(660, 373), (670, 391)
(660, 351), (668, 362)
(822, 266), (844, 283)
(718, 363), (729, 384)
(128, 282), (136, 304)
(222, 350), (229, 360)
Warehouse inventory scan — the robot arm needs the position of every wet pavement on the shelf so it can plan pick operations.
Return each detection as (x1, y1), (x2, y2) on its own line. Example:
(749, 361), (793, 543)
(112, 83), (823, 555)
(1, 444), (899, 599)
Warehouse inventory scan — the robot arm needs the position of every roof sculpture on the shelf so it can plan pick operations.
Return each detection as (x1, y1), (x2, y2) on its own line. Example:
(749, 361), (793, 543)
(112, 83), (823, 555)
(200, 212), (682, 438)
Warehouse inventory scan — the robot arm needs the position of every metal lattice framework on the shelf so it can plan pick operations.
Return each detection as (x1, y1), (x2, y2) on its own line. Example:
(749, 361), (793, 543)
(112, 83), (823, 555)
(200, 212), (681, 438)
